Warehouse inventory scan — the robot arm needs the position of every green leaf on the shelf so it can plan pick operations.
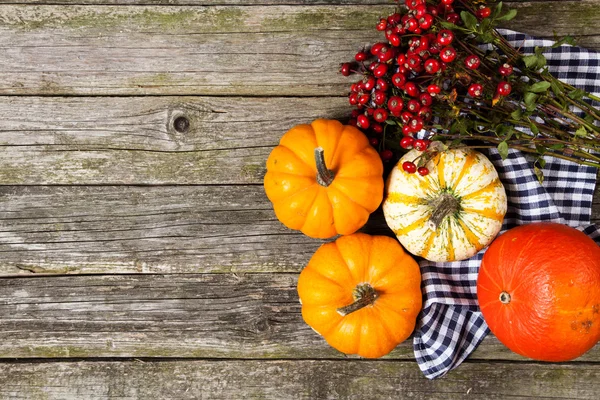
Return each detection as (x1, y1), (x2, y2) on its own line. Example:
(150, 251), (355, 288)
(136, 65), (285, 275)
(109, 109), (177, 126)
(551, 35), (576, 48)
(568, 88), (585, 100)
(550, 80), (562, 97)
(536, 157), (547, 169)
(439, 21), (457, 29)
(575, 126), (588, 137)
(529, 81), (551, 93)
(497, 141), (509, 160)
(534, 166), (544, 184)
(536, 54), (547, 69)
(384, 119), (396, 125)
(585, 114), (595, 124)
(530, 122), (539, 135)
(460, 11), (478, 30)
(497, 9), (517, 21)
(524, 92), (538, 107)
(494, 2), (504, 18)
(510, 109), (523, 119)
(523, 55), (539, 69)
(549, 143), (565, 150)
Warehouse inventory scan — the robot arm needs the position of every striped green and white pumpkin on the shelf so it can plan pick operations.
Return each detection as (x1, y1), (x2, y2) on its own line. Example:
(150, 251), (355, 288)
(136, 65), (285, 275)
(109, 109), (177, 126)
(383, 147), (507, 262)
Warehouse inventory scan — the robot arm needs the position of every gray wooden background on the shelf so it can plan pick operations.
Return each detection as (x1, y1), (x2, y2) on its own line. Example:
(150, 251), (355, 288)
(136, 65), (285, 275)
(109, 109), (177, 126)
(0, 0), (598, 398)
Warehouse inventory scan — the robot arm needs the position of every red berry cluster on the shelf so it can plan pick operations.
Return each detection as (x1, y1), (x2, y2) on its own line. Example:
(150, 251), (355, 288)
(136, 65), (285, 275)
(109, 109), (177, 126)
(339, 0), (515, 175)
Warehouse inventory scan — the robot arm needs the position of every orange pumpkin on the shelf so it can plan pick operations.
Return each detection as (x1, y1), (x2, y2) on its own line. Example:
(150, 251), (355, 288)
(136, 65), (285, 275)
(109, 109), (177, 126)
(297, 233), (422, 358)
(478, 222), (600, 361)
(264, 119), (384, 239)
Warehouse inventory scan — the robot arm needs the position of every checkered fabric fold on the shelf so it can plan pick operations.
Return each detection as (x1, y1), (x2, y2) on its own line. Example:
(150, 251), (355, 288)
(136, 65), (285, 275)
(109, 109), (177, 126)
(413, 30), (600, 379)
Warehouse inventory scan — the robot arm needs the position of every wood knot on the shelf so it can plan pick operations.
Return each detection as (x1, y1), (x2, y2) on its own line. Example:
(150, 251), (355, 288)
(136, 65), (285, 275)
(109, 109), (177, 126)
(173, 116), (190, 133)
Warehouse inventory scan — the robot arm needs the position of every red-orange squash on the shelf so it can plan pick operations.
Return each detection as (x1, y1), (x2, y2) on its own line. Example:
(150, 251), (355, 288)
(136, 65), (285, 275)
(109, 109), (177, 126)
(478, 222), (600, 361)
(297, 233), (422, 358)
(264, 119), (384, 239)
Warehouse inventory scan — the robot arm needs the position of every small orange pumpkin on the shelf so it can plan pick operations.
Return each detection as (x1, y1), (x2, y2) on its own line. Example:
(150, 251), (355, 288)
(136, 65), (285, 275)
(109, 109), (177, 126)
(478, 222), (600, 361)
(264, 119), (384, 239)
(297, 233), (422, 358)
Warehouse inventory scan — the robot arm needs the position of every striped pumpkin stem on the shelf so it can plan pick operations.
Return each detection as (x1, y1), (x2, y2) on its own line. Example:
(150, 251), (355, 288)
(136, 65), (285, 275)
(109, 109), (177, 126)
(428, 193), (460, 230)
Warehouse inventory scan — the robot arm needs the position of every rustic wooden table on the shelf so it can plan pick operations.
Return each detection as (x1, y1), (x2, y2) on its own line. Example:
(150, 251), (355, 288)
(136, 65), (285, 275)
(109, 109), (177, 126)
(0, 0), (598, 398)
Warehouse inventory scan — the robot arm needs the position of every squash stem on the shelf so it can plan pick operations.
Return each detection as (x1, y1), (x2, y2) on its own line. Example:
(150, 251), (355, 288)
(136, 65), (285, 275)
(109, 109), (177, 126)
(500, 291), (511, 304)
(315, 147), (335, 187)
(429, 193), (461, 230)
(337, 283), (379, 316)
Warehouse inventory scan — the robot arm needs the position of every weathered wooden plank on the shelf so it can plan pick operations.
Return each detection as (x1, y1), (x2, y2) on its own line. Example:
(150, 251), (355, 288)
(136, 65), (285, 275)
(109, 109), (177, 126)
(0, 185), (321, 275)
(0, 96), (351, 184)
(0, 273), (598, 362)
(0, 359), (598, 400)
(0, 183), (596, 276)
(0, 3), (598, 96)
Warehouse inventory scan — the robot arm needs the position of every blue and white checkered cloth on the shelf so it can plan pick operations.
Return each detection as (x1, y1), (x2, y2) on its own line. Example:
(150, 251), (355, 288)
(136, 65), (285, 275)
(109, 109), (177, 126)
(414, 30), (600, 379)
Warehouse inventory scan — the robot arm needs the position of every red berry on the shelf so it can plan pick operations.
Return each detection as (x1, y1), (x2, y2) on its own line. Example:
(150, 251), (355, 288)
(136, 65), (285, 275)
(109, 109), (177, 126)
(417, 167), (430, 176)
(409, 117), (424, 133)
(387, 13), (402, 25)
(340, 63), (352, 76)
(400, 136), (414, 149)
(419, 92), (433, 106)
(380, 149), (394, 162)
(357, 115), (370, 129)
(388, 96), (404, 114)
(369, 137), (379, 147)
(406, 99), (421, 113)
(445, 13), (460, 24)
(413, 4), (427, 17)
(348, 93), (358, 105)
(362, 76), (376, 91)
(373, 63), (389, 78)
(355, 51), (368, 62)
(396, 54), (406, 65)
(401, 111), (413, 124)
(372, 123), (384, 134)
(402, 161), (417, 174)
(388, 33), (401, 47)
(476, 6), (492, 19)
(414, 139), (429, 151)
(368, 62), (378, 72)
(404, 82), (420, 97)
(351, 109), (361, 118)
(405, 17), (419, 32)
(377, 46), (394, 63)
(392, 73), (407, 89)
(405, 0), (424, 11)
(370, 43), (386, 56)
(465, 55), (481, 70)
(497, 81), (512, 96)
(376, 18), (388, 31)
(358, 93), (370, 106)
(402, 125), (412, 136)
(372, 90), (387, 106)
(441, 0), (454, 5)
(427, 5), (438, 16)
(424, 58), (441, 74)
(437, 30), (455, 46)
(373, 63), (388, 78)
(427, 84), (441, 95)
(373, 108), (389, 123)
(428, 42), (442, 55)
(376, 78), (389, 91)
(407, 54), (422, 70)
(419, 14), (434, 29)
(440, 46), (457, 63)
(499, 63), (514, 76)
(468, 83), (483, 98)
(418, 106), (432, 120)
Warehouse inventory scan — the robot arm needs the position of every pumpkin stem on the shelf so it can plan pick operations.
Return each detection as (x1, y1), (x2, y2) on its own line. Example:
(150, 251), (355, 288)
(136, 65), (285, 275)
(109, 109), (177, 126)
(315, 147), (335, 187)
(500, 291), (511, 304)
(428, 193), (460, 230)
(337, 283), (379, 316)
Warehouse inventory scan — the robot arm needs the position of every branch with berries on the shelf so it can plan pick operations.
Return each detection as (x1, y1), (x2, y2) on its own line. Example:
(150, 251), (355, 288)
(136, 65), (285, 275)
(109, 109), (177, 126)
(339, 0), (600, 178)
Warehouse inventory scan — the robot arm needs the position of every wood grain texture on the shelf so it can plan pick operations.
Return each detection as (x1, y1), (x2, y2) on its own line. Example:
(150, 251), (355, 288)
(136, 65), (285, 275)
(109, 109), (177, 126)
(0, 273), (598, 361)
(0, 359), (598, 400)
(0, 3), (598, 96)
(1, 184), (594, 276)
(0, 96), (350, 184)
